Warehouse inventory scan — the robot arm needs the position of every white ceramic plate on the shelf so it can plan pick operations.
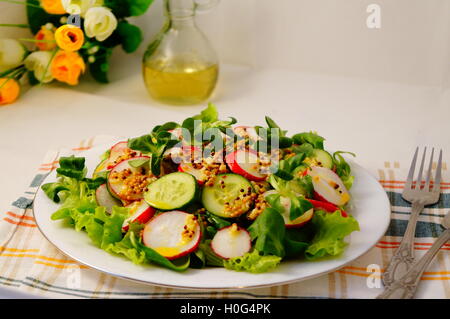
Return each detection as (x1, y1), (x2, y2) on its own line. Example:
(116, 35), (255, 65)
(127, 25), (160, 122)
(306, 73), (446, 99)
(33, 141), (391, 290)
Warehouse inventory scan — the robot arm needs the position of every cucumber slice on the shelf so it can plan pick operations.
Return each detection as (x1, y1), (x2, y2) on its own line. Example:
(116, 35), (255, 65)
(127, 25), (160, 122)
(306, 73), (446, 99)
(309, 149), (333, 169)
(144, 172), (198, 210)
(93, 158), (108, 179)
(202, 173), (253, 218)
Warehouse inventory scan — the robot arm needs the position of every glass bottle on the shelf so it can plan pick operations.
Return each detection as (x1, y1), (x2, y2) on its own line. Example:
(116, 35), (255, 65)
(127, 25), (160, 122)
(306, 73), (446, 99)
(143, 0), (219, 105)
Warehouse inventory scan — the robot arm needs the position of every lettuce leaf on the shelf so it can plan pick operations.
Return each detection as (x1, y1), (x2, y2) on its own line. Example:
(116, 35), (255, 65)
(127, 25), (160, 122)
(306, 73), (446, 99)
(305, 210), (360, 260)
(105, 222), (147, 265)
(49, 178), (98, 221)
(248, 208), (286, 258)
(224, 250), (281, 273)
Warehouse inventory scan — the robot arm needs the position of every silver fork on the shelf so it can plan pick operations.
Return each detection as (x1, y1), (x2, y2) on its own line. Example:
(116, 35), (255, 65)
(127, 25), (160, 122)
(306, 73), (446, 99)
(377, 212), (450, 298)
(381, 147), (443, 287)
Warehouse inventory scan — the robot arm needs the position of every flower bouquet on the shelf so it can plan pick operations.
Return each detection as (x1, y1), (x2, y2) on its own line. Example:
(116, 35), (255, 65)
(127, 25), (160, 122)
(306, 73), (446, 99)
(0, 0), (154, 105)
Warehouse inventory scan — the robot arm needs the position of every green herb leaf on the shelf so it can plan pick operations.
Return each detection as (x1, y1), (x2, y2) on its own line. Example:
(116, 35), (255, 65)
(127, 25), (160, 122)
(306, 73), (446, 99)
(128, 158), (150, 168)
(292, 132), (325, 149)
(248, 208), (286, 258)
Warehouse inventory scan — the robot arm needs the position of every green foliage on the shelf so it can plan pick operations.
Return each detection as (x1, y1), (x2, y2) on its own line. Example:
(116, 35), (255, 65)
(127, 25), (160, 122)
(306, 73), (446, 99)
(224, 250), (281, 273)
(292, 132), (325, 150)
(116, 21), (143, 53)
(105, 0), (154, 18)
(26, 0), (61, 34)
(248, 208), (286, 257)
(305, 210), (360, 260)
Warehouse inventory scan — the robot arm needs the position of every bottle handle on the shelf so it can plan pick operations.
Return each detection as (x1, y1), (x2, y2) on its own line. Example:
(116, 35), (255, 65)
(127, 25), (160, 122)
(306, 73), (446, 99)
(194, 0), (219, 14)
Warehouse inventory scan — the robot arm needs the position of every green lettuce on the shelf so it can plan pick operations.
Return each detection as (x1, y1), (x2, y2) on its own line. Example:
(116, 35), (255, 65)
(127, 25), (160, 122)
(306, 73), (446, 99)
(248, 208), (286, 258)
(224, 250), (281, 273)
(47, 178), (98, 220)
(105, 222), (147, 265)
(305, 210), (360, 260)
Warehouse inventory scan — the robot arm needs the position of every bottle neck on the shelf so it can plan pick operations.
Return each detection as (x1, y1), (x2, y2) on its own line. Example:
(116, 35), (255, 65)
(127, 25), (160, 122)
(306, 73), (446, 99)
(165, 0), (196, 27)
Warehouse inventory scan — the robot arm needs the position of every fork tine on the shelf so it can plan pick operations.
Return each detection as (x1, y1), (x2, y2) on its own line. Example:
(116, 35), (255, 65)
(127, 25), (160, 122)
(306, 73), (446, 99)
(415, 147), (427, 189)
(424, 148), (435, 190)
(405, 147), (419, 189)
(433, 149), (443, 193)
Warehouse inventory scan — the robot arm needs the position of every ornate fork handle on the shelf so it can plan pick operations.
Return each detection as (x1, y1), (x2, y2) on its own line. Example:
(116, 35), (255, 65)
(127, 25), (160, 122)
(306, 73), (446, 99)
(382, 201), (424, 287)
(378, 229), (450, 299)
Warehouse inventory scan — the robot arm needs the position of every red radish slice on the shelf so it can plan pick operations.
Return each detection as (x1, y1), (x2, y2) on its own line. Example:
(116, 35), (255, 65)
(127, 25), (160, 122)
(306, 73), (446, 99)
(122, 200), (156, 232)
(225, 149), (268, 182)
(110, 141), (129, 158)
(142, 211), (201, 260)
(178, 163), (205, 185)
(263, 191), (314, 227)
(308, 166), (350, 206)
(308, 198), (348, 217)
(107, 156), (152, 201)
(95, 184), (122, 214)
(105, 141), (141, 170)
(210, 224), (251, 259)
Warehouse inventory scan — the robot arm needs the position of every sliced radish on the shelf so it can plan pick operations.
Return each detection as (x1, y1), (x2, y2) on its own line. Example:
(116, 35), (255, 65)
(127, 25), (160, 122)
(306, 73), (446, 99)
(95, 184), (122, 214)
(308, 166), (350, 206)
(110, 141), (129, 158)
(106, 141), (140, 170)
(107, 156), (153, 201)
(142, 211), (201, 260)
(210, 224), (251, 259)
(263, 191), (314, 228)
(225, 149), (268, 182)
(178, 163), (205, 185)
(122, 200), (156, 232)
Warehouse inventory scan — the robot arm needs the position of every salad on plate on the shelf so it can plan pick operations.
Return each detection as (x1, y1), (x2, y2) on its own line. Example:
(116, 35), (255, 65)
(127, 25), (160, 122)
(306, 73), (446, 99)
(42, 104), (360, 273)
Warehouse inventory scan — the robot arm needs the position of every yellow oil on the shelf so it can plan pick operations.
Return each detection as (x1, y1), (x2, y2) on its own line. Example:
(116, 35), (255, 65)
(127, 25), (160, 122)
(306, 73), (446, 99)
(143, 59), (219, 105)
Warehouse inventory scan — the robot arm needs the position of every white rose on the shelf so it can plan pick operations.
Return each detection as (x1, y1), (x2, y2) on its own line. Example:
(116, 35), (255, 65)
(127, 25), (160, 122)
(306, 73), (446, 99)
(24, 51), (54, 83)
(61, 0), (103, 17)
(0, 39), (27, 71)
(84, 7), (118, 42)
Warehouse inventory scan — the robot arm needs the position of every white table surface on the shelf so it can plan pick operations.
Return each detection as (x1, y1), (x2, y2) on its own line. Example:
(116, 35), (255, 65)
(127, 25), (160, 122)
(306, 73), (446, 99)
(0, 57), (448, 297)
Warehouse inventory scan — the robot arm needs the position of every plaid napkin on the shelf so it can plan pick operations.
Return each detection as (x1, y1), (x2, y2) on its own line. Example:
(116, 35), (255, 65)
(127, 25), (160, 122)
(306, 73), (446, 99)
(0, 136), (448, 299)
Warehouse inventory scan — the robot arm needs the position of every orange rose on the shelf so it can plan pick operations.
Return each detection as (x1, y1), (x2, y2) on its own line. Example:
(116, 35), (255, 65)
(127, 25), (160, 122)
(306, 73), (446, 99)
(40, 0), (66, 15)
(0, 78), (20, 105)
(54, 25), (84, 52)
(35, 26), (57, 51)
(51, 50), (86, 85)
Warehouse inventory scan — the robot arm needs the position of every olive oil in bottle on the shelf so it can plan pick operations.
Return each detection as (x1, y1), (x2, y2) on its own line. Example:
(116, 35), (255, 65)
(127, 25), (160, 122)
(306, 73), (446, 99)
(142, 0), (219, 105)
(143, 59), (219, 105)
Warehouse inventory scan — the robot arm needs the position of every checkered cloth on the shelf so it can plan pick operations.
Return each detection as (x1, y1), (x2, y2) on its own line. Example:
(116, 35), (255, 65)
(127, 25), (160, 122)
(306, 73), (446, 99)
(0, 136), (448, 298)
